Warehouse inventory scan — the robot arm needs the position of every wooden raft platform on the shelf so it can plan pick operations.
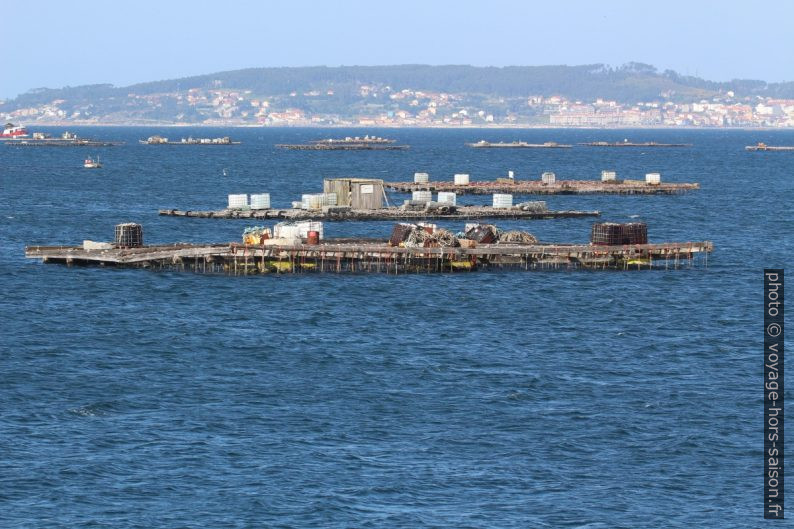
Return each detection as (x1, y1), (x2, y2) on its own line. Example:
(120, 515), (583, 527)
(466, 141), (572, 148)
(138, 141), (241, 145)
(578, 141), (692, 147)
(385, 180), (699, 195)
(25, 240), (713, 275)
(5, 139), (124, 147)
(158, 206), (600, 221)
(745, 144), (794, 152)
(276, 144), (409, 150)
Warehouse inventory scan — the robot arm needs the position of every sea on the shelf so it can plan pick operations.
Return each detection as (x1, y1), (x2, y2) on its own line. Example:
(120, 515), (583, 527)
(0, 127), (791, 528)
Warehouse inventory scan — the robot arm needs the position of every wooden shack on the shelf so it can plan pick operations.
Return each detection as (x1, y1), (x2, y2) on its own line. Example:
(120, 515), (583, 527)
(323, 178), (384, 210)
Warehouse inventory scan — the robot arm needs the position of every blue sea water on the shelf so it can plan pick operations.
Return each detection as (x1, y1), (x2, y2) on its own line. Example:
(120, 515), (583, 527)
(0, 127), (792, 528)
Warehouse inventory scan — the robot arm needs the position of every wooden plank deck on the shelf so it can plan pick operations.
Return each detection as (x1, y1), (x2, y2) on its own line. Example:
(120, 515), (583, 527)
(158, 206), (600, 221)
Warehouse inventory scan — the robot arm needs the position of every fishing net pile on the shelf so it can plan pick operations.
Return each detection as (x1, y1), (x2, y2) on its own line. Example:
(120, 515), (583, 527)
(497, 230), (539, 244)
(403, 227), (459, 248)
(515, 201), (548, 212)
(390, 222), (538, 248)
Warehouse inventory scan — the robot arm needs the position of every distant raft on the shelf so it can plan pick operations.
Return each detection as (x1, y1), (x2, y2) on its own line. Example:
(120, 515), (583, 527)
(277, 135), (408, 150)
(466, 140), (572, 148)
(139, 135), (240, 145)
(385, 179), (699, 195)
(578, 140), (692, 147)
(4, 130), (124, 147)
(745, 142), (794, 151)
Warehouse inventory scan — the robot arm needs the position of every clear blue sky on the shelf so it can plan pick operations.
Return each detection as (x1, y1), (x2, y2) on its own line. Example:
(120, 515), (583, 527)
(3, 0), (793, 99)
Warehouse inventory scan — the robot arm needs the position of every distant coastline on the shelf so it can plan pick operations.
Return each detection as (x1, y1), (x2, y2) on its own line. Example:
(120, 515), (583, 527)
(14, 121), (794, 131)
(4, 65), (794, 129)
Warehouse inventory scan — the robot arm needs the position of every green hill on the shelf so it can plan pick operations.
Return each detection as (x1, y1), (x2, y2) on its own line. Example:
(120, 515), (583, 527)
(2, 64), (792, 125)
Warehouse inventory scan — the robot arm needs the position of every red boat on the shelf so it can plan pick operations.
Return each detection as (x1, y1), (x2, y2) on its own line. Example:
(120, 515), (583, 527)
(1, 123), (29, 139)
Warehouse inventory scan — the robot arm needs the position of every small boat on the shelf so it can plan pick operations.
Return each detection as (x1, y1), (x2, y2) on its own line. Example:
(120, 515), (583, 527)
(84, 157), (102, 169)
(0, 122), (29, 139)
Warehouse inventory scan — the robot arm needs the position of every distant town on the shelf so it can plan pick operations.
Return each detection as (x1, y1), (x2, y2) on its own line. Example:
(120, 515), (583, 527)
(3, 65), (794, 128)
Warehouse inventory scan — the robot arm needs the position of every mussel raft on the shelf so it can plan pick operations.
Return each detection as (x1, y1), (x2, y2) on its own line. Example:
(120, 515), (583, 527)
(26, 239), (713, 275)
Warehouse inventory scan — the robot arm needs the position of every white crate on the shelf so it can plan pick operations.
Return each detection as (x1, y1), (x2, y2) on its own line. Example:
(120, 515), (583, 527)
(601, 170), (617, 182)
(414, 172), (429, 183)
(250, 193), (271, 209)
(274, 221), (324, 240)
(437, 192), (457, 205)
(454, 173), (470, 185)
(646, 172), (661, 185)
(302, 194), (320, 210)
(492, 193), (513, 208)
(273, 223), (301, 240)
(541, 172), (556, 184)
(412, 190), (432, 202)
(228, 194), (248, 209)
(302, 193), (337, 209)
(297, 221), (323, 239)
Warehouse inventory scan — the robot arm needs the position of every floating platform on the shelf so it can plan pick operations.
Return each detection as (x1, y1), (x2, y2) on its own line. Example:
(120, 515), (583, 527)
(5, 139), (124, 147)
(158, 206), (600, 221)
(276, 143), (409, 150)
(466, 141), (572, 148)
(385, 180), (699, 195)
(139, 140), (241, 145)
(25, 239), (712, 275)
(578, 141), (692, 147)
(310, 136), (395, 145)
(139, 136), (240, 145)
(745, 143), (794, 151)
